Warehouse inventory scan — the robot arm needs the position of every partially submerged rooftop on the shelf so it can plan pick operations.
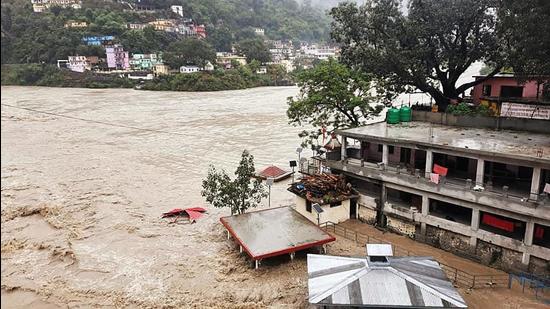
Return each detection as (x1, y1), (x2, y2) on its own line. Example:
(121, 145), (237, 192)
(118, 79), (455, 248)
(336, 121), (550, 165)
(220, 206), (335, 261)
(288, 173), (357, 204)
(308, 253), (467, 308)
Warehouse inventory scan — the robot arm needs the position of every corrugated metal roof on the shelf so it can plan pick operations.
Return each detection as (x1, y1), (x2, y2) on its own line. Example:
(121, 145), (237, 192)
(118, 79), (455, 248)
(307, 254), (467, 308)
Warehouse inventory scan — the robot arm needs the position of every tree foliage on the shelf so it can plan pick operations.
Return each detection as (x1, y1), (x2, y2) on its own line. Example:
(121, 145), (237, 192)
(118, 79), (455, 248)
(201, 150), (267, 215)
(330, 0), (503, 110)
(287, 59), (385, 148)
(163, 39), (216, 69)
(236, 39), (272, 64)
(497, 0), (550, 81)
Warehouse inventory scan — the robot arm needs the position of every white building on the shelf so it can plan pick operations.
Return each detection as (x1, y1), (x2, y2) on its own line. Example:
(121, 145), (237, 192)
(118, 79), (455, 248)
(171, 5), (184, 17)
(31, 0), (82, 13)
(180, 65), (200, 74)
(203, 61), (215, 71)
(256, 66), (267, 74)
(68, 56), (89, 72)
(302, 45), (338, 60)
(254, 28), (265, 36)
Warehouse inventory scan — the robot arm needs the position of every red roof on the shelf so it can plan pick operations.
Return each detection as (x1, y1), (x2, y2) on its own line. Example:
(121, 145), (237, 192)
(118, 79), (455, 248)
(258, 166), (288, 178)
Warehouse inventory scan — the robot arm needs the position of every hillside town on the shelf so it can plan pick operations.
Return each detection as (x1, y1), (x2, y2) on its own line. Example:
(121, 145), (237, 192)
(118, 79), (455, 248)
(1, 0), (549, 308)
(30, 0), (339, 80)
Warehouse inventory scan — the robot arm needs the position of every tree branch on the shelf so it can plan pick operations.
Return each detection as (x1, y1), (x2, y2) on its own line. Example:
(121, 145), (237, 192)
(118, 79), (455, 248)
(456, 66), (502, 94)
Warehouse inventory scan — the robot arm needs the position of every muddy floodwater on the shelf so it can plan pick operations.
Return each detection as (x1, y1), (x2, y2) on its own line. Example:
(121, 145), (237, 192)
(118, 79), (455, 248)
(1, 86), (323, 308)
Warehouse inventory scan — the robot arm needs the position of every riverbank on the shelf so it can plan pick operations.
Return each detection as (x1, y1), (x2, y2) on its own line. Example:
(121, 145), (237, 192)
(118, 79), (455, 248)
(1, 64), (294, 92)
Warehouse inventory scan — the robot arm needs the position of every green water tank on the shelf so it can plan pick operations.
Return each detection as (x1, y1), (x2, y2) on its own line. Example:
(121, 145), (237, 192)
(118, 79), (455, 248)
(399, 106), (412, 122)
(386, 107), (400, 124)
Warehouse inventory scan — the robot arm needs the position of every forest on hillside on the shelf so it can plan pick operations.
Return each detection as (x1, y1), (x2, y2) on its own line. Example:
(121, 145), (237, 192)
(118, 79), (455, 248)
(0, 0), (331, 64)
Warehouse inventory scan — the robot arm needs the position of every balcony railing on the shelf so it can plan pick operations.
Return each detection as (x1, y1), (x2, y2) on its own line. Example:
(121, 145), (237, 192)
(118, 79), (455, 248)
(326, 154), (549, 205)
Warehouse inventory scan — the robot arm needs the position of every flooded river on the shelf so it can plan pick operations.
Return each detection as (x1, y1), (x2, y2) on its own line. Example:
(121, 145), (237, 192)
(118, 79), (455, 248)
(1, 86), (319, 308)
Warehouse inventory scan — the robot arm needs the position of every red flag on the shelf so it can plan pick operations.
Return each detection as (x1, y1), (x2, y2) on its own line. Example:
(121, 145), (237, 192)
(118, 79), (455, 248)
(433, 164), (448, 176)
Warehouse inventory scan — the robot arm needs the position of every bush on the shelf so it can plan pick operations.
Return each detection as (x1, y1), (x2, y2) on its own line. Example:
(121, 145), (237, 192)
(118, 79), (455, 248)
(446, 102), (473, 116)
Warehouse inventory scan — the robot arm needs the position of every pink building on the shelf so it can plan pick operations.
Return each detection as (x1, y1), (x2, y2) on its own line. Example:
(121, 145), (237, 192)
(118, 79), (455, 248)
(105, 45), (130, 70)
(471, 73), (545, 105)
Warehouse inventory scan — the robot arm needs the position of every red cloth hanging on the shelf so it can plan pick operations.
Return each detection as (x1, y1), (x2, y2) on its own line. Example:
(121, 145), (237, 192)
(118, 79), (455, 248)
(482, 214), (514, 232)
(535, 226), (545, 239)
(433, 164), (448, 176)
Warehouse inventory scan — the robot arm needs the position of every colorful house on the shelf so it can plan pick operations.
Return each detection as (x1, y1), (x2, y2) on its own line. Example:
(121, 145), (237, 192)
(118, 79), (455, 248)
(82, 36), (114, 46)
(129, 53), (163, 71)
(471, 73), (550, 119)
(105, 45), (130, 70)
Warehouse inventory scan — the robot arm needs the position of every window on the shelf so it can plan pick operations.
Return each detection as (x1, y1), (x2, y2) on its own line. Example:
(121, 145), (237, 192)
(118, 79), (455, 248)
(377, 145), (394, 154)
(500, 86), (523, 98)
(330, 201), (341, 208)
(306, 200), (312, 213)
(482, 84), (492, 96)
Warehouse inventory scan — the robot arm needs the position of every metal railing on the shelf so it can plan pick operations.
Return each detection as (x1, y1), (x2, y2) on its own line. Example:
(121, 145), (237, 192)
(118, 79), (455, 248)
(320, 221), (509, 289)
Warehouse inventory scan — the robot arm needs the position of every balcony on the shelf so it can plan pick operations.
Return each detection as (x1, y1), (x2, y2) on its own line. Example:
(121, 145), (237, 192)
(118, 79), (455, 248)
(324, 156), (550, 221)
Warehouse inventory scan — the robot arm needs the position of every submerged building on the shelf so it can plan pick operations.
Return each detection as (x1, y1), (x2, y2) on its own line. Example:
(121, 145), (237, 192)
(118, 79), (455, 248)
(322, 121), (549, 274)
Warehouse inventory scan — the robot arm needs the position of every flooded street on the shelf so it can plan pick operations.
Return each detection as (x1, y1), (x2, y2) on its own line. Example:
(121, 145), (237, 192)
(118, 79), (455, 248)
(1, 86), (317, 308)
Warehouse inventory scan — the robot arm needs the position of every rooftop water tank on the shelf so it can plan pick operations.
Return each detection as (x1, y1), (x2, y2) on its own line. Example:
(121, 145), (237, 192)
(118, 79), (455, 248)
(386, 107), (400, 124)
(399, 106), (412, 122)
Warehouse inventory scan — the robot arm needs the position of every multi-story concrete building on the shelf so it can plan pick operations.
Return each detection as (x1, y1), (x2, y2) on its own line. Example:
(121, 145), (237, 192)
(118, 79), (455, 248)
(31, 0), (81, 13)
(67, 55), (90, 72)
(321, 121), (550, 275)
(129, 53), (162, 71)
(105, 45), (130, 70)
(216, 52), (247, 69)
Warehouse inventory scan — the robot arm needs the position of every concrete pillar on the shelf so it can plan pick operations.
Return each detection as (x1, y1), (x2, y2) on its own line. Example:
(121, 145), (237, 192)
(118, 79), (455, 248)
(341, 136), (347, 161)
(379, 185), (387, 227)
(522, 221), (535, 265)
(421, 196), (429, 217)
(470, 209), (480, 247)
(382, 144), (389, 165)
(476, 159), (485, 186)
(290, 252), (295, 261)
(255, 260), (259, 269)
(530, 167), (542, 201)
(425, 150), (433, 178)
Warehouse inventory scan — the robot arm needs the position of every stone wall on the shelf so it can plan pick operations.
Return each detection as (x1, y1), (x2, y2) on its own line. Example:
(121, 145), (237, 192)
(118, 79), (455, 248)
(358, 206), (377, 224)
(528, 256), (550, 277)
(425, 225), (472, 256)
(387, 216), (416, 238)
(476, 240), (525, 273)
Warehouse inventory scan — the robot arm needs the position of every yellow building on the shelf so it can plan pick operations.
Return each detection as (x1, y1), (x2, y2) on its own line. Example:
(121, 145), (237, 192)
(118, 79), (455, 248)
(64, 20), (88, 28)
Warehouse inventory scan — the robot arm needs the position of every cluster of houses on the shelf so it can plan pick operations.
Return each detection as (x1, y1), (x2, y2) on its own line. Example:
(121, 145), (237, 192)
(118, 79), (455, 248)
(31, 0), (81, 13)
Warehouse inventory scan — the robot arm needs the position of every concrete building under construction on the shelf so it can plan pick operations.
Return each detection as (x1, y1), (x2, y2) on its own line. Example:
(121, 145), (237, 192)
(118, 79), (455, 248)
(322, 121), (550, 275)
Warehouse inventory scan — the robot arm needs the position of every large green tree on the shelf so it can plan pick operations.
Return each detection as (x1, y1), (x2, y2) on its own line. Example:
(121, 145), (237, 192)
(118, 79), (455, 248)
(287, 59), (386, 148)
(201, 150), (267, 215)
(497, 0), (550, 81)
(331, 0), (504, 111)
(236, 38), (272, 64)
(163, 38), (216, 69)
